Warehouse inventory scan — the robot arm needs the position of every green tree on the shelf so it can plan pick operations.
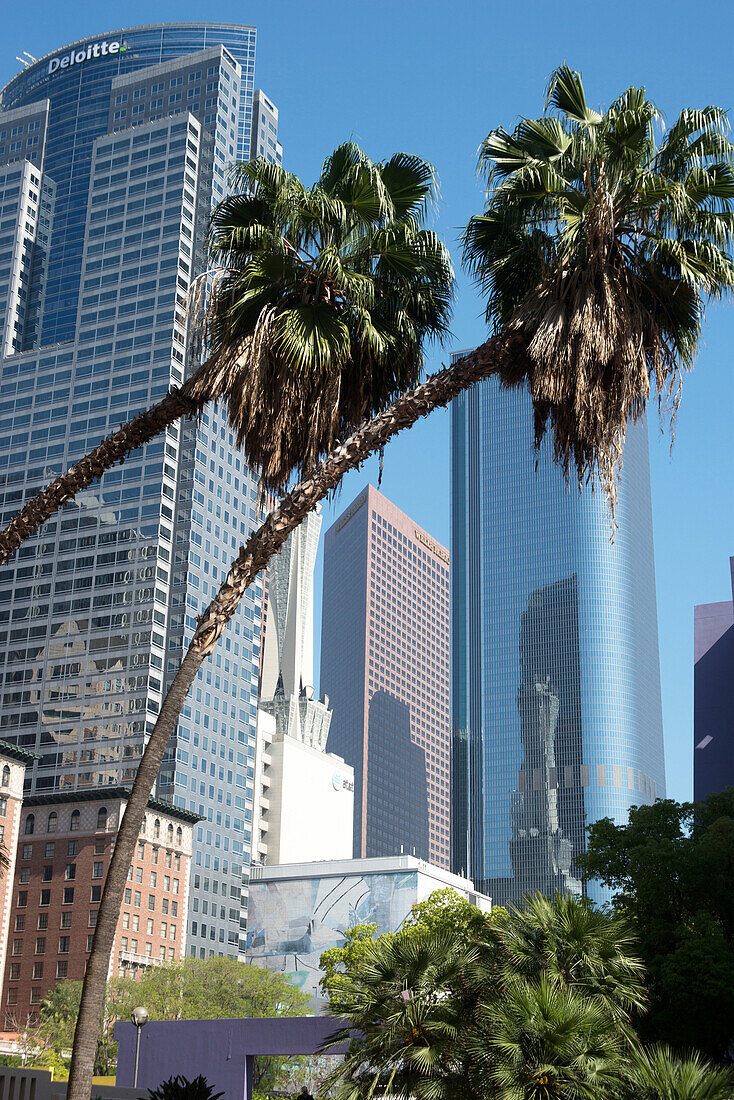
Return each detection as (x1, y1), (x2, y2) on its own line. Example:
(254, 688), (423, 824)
(578, 789), (734, 1059)
(623, 1044), (734, 1100)
(110, 956), (310, 1022)
(322, 892), (647, 1100)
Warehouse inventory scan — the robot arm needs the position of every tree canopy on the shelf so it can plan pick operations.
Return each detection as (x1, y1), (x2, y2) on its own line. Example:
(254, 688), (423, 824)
(578, 788), (734, 1060)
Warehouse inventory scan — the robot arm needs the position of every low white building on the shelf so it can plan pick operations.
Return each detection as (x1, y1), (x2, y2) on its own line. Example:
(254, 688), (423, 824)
(251, 708), (354, 865)
(245, 855), (491, 1006)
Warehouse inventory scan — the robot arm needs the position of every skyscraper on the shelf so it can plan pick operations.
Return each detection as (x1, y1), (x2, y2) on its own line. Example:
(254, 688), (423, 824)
(694, 557), (734, 802)
(450, 366), (665, 905)
(0, 24), (282, 961)
(321, 484), (451, 869)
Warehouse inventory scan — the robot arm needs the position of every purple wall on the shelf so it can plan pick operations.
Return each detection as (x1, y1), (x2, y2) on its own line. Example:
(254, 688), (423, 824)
(115, 1016), (346, 1100)
(694, 559), (734, 802)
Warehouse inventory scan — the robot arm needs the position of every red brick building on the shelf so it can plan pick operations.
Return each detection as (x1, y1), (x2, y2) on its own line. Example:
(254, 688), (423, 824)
(0, 742), (38, 1015)
(1, 788), (198, 1027)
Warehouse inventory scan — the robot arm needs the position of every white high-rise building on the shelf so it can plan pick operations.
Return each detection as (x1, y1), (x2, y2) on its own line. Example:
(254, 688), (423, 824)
(247, 508), (353, 894)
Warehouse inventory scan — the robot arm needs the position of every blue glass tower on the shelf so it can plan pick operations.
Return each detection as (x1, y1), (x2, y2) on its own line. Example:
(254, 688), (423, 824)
(450, 367), (666, 905)
(0, 24), (282, 960)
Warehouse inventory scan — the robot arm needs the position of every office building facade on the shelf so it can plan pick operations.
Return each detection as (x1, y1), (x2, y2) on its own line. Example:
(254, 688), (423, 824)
(321, 485), (451, 869)
(450, 366), (665, 905)
(694, 557), (734, 802)
(1, 789), (196, 1026)
(0, 24), (282, 959)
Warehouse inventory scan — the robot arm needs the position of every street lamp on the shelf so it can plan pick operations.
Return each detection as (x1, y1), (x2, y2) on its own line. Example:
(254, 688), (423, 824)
(131, 1006), (150, 1088)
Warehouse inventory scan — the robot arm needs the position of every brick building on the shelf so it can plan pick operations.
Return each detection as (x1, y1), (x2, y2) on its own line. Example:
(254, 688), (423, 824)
(0, 742), (37, 1012)
(1, 789), (198, 1027)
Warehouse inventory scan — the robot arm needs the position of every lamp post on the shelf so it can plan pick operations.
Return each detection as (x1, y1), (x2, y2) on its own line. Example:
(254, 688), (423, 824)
(131, 1006), (150, 1088)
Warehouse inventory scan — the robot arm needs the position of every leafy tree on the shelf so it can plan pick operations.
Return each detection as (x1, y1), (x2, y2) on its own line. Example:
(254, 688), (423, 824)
(623, 1044), (734, 1100)
(578, 789), (734, 1059)
(110, 956), (310, 1022)
(322, 892), (646, 1100)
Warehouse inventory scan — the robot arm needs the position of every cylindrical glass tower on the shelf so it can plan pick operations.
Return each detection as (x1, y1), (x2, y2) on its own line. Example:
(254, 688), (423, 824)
(450, 370), (666, 906)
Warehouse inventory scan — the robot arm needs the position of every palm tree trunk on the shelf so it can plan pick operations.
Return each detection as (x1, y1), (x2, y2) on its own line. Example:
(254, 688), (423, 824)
(0, 385), (201, 567)
(65, 330), (525, 1100)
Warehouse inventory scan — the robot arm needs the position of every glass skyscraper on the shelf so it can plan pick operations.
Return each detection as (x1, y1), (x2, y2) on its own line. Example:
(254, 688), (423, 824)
(0, 24), (282, 959)
(450, 364), (665, 905)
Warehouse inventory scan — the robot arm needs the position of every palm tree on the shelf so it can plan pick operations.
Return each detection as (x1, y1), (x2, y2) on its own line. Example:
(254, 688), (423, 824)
(463, 65), (734, 514)
(495, 892), (646, 1035)
(466, 976), (624, 1100)
(322, 929), (479, 1100)
(623, 1044), (734, 1100)
(56, 70), (734, 1100)
(0, 144), (454, 565)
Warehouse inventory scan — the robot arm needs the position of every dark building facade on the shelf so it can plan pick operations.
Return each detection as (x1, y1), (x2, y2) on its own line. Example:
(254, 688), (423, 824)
(450, 365), (666, 906)
(694, 558), (734, 802)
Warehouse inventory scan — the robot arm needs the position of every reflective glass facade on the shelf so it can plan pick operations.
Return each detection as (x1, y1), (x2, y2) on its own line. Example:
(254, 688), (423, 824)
(0, 24), (281, 960)
(450, 369), (665, 905)
(693, 559), (734, 802)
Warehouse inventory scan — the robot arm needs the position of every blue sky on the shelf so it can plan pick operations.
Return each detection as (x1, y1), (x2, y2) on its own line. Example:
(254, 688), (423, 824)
(3, 0), (734, 802)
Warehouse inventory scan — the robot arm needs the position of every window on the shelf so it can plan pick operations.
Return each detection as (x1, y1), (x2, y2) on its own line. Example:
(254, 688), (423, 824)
(153, 819), (161, 839)
(14, 915), (25, 932)
(58, 936), (70, 953)
(174, 854), (181, 871)
(35, 937), (45, 954)
(134, 891), (141, 907)
(9, 963), (20, 981)
(167, 824), (174, 844)
(161, 922), (168, 938)
(12, 939), (22, 955)
(132, 915), (139, 932)
(121, 936), (129, 951)
(97, 807), (107, 831)
(161, 899), (168, 915)
(63, 887), (74, 904)
(30, 988), (42, 1005)
(33, 962), (43, 980)
(148, 895), (155, 911)
(56, 961), (68, 979)
(70, 810), (80, 832)
(147, 918), (154, 935)
(37, 914), (48, 930)
(87, 935), (94, 952)
(152, 847), (159, 864)
(149, 871), (157, 887)
(138, 842), (145, 860)
(22, 844), (32, 860)
(130, 939), (138, 953)
(60, 913), (72, 929)
(47, 811), (57, 833)
(1, 765), (9, 787)
(0, 797), (7, 815)
(91, 885), (102, 902)
(88, 911), (98, 928)
(176, 826), (183, 847)
(164, 876), (170, 892)
(67, 840), (78, 857)
(165, 851), (172, 869)
(42, 866), (52, 882)
(45, 843), (55, 858)
(19, 868), (30, 883)
(122, 912), (130, 929)
(65, 863), (76, 880)
(24, 814), (34, 835)
(171, 901), (177, 917)
(135, 867), (143, 884)
(39, 890), (50, 906)
(124, 888), (131, 904)
(95, 837), (105, 855)
(92, 861), (103, 879)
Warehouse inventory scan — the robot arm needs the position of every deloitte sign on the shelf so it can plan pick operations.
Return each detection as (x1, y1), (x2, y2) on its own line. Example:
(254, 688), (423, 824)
(48, 40), (125, 74)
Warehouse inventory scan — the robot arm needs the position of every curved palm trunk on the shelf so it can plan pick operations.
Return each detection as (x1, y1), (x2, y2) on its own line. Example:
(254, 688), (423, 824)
(65, 331), (526, 1100)
(0, 384), (203, 567)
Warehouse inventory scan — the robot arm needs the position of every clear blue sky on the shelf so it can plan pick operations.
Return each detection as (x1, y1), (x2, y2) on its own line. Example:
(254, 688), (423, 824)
(3, 0), (733, 802)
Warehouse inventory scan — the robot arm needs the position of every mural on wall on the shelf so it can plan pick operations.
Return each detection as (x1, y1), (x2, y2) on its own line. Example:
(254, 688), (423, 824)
(245, 871), (419, 1000)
